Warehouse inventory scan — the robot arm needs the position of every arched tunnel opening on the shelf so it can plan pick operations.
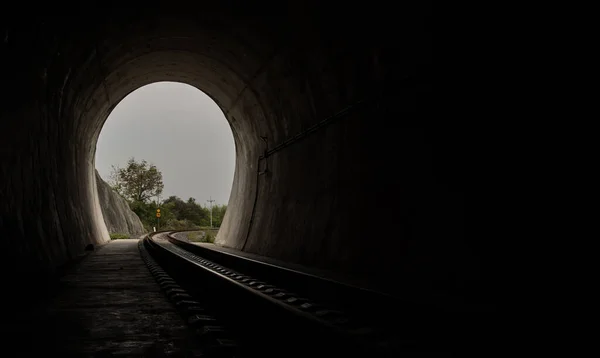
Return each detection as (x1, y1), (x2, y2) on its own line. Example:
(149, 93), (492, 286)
(95, 81), (236, 234)
(1, 2), (492, 355)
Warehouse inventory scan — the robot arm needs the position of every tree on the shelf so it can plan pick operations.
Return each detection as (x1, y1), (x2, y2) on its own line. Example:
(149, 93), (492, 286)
(110, 157), (164, 203)
(162, 196), (208, 225)
(209, 204), (227, 227)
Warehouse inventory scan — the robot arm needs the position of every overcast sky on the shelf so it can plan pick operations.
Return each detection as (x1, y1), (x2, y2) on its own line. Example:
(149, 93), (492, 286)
(95, 82), (235, 206)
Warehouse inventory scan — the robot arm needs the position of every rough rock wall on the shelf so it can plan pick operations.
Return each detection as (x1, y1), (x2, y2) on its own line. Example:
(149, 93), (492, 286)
(95, 170), (146, 237)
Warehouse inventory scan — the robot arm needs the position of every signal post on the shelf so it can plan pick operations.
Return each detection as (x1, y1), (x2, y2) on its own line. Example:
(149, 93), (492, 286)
(156, 208), (161, 229)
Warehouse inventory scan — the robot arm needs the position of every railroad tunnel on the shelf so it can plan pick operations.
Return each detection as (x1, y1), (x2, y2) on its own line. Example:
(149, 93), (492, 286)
(0, 2), (481, 311)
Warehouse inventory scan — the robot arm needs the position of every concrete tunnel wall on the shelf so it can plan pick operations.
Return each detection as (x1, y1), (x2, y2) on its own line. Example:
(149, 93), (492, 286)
(0, 3), (481, 307)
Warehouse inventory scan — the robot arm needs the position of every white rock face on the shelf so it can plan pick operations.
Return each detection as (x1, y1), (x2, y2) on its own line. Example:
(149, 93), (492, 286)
(95, 170), (146, 237)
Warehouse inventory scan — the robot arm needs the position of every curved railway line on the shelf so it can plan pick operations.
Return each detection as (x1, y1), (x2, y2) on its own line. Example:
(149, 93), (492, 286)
(141, 230), (451, 357)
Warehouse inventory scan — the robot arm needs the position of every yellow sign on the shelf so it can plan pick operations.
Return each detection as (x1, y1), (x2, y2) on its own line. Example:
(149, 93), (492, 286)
(156, 209), (161, 213)
(156, 213), (161, 218)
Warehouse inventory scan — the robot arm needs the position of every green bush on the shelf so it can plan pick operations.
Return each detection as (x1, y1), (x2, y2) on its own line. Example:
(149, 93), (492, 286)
(162, 219), (200, 231)
(186, 232), (203, 242)
(110, 233), (130, 240)
(204, 232), (215, 243)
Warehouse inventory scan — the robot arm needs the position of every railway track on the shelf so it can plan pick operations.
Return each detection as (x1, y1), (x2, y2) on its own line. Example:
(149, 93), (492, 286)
(141, 230), (450, 357)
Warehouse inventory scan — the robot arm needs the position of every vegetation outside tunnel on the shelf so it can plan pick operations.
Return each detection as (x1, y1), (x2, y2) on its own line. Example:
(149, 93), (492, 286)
(109, 157), (227, 232)
(186, 230), (218, 243)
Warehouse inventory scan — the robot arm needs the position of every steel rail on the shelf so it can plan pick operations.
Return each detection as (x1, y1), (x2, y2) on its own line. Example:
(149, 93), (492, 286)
(144, 232), (398, 357)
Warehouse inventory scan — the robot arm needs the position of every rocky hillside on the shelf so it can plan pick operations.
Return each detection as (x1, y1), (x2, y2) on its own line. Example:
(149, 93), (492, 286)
(95, 170), (146, 237)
